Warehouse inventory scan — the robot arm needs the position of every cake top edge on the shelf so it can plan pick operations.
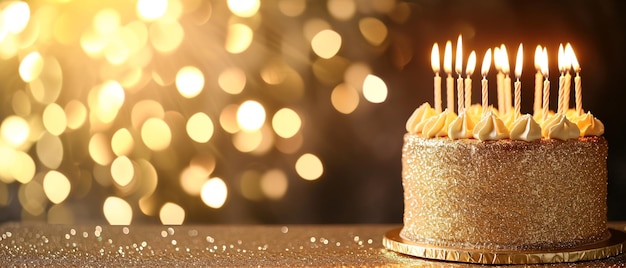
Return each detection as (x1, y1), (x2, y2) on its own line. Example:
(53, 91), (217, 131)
(406, 103), (604, 142)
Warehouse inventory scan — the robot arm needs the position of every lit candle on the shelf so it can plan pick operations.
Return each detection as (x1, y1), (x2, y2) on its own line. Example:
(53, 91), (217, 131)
(563, 43), (573, 113)
(481, 48), (492, 116)
(514, 44), (523, 118)
(541, 47), (550, 122)
(534, 45), (543, 115)
(501, 44), (512, 114)
(494, 47), (504, 115)
(465, 51), (476, 110)
(444, 40), (454, 111)
(558, 43), (567, 114)
(431, 43), (442, 113)
(570, 47), (582, 115)
(455, 35), (464, 113)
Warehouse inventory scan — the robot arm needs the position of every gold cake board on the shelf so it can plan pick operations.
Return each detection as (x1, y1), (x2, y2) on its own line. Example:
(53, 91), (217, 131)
(383, 227), (626, 265)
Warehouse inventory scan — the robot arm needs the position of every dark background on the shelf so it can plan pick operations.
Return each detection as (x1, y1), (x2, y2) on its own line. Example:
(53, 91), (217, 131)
(1, 0), (625, 224)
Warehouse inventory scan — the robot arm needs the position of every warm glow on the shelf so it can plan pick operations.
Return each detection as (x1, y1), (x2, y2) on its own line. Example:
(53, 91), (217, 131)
(159, 202), (185, 225)
(466, 51), (476, 76)
(295, 153), (323, 181)
(89, 133), (114, 166)
(278, 0), (306, 17)
(180, 165), (210, 196)
(272, 108), (301, 139)
(225, 23), (253, 54)
(42, 103), (67, 136)
(11, 151), (35, 184)
(2, 1), (30, 34)
(570, 46), (580, 72)
(443, 41), (452, 74)
(493, 47), (501, 71)
(176, 66), (205, 98)
(19, 51), (43, 83)
(431, 43), (440, 73)
(141, 118), (172, 151)
(186, 112), (214, 143)
(149, 20), (184, 54)
(311, 29), (342, 59)
(220, 104), (240, 134)
(237, 100), (266, 132)
(218, 67), (246, 94)
(43, 170), (71, 204)
(558, 43), (565, 73)
(328, 0), (356, 20)
(232, 129), (262, 152)
(1, 115), (30, 148)
(455, 35), (463, 74)
(201, 177), (228, 209)
(331, 83), (359, 114)
(227, 0), (260, 18)
(564, 43), (574, 71)
(93, 8), (120, 36)
(103, 196), (133, 225)
(36, 132), (63, 169)
(362, 74), (387, 103)
(96, 81), (125, 124)
(515, 44), (523, 78)
(64, 100), (87, 130)
(111, 156), (135, 187)
(137, 0), (168, 21)
(481, 48), (492, 77)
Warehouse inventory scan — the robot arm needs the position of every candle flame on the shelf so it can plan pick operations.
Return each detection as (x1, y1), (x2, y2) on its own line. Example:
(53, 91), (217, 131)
(558, 43), (565, 73)
(481, 48), (492, 77)
(466, 50), (476, 76)
(564, 43), (574, 71)
(514, 43), (523, 79)
(493, 47), (501, 71)
(431, 43), (440, 73)
(499, 44), (510, 75)
(443, 40), (452, 74)
(540, 47), (549, 77)
(455, 35), (463, 74)
(570, 46), (580, 72)
(534, 45), (542, 70)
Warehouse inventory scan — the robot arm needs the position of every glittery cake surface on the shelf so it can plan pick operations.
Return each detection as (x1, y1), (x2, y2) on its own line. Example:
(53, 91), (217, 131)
(400, 135), (608, 250)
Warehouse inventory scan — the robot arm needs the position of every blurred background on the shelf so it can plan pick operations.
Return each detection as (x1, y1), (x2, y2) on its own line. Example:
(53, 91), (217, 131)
(0, 0), (625, 225)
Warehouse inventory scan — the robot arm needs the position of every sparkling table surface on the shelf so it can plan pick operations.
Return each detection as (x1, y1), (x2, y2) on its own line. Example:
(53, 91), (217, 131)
(1, 222), (625, 267)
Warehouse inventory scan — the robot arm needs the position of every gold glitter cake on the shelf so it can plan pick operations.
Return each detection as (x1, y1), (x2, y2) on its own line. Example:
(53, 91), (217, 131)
(400, 104), (607, 250)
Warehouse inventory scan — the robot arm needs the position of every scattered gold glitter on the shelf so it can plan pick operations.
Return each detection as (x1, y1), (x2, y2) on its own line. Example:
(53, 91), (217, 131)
(400, 135), (609, 250)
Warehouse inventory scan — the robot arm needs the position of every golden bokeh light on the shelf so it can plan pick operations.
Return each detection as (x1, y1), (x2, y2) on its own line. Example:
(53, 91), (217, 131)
(131, 100), (165, 130)
(11, 151), (35, 184)
(28, 56), (62, 104)
(103, 196), (133, 225)
(180, 165), (209, 196)
(260, 169), (288, 200)
(42, 103), (67, 136)
(227, 0), (260, 18)
(95, 80), (125, 124)
(186, 112), (214, 143)
(272, 108), (301, 139)
(278, 0), (306, 17)
(111, 156), (135, 187)
(11, 90), (31, 117)
(359, 17), (388, 46)
(331, 83), (360, 114)
(311, 29), (342, 59)
(201, 177), (228, 209)
(218, 67), (246, 94)
(344, 62), (372, 92)
(141, 118), (172, 151)
(225, 23), (253, 54)
(159, 202), (185, 225)
(2, 1), (30, 34)
(64, 100), (87, 130)
(0, 115), (30, 148)
(111, 128), (135, 156)
(47, 203), (74, 224)
(36, 132), (63, 169)
(239, 170), (263, 201)
(219, 104), (240, 134)
(149, 20), (184, 54)
(295, 153), (324, 181)
(93, 8), (121, 36)
(137, 0), (168, 21)
(233, 129), (262, 153)
(362, 74), (388, 103)
(42, 170), (71, 204)
(275, 132), (303, 154)
(0, 146), (15, 183)
(89, 133), (114, 166)
(18, 51), (43, 83)
(0, 182), (8, 206)
(237, 100), (265, 132)
(18, 181), (46, 216)
(176, 66), (205, 98)
(327, 0), (356, 21)
(303, 19), (331, 42)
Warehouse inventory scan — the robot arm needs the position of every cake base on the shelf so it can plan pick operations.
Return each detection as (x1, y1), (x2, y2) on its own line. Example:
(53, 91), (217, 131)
(383, 227), (626, 264)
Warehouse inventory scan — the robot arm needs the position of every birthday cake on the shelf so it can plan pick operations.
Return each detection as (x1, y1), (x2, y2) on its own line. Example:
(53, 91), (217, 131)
(401, 104), (607, 251)
(392, 39), (615, 260)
